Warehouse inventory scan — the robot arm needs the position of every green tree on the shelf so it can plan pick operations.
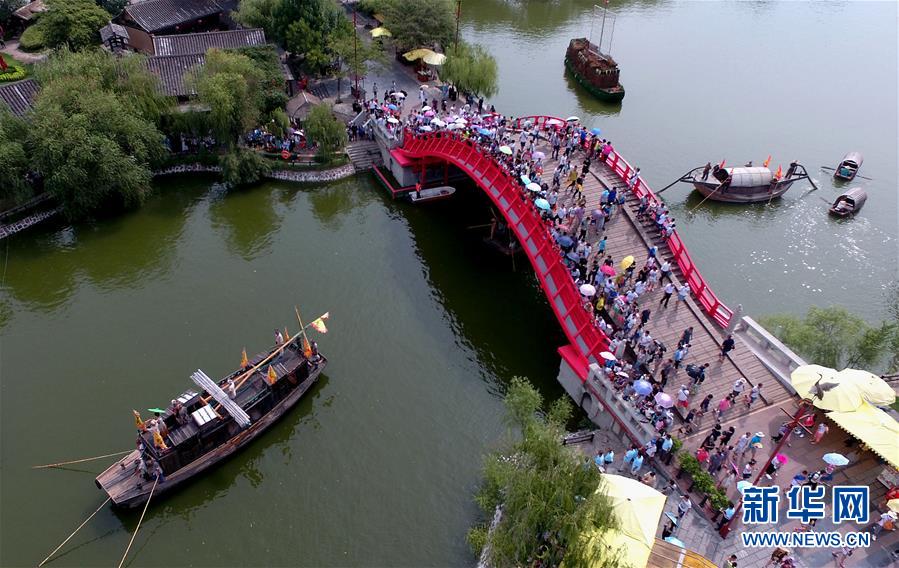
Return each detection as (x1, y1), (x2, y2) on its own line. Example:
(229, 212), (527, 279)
(470, 377), (620, 567)
(382, 0), (454, 50)
(234, 45), (289, 114)
(0, 110), (32, 204)
(95, 0), (126, 17)
(761, 304), (898, 372)
(304, 103), (347, 160)
(28, 79), (164, 218)
(220, 147), (271, 186)
(441, 41), (498, 98)
(192, 49), (265, 144)
(232, 0), (282, 40)
(1, 0), (26, 28)
(36, 0), (110, 51)
(279, 0), (349, 73)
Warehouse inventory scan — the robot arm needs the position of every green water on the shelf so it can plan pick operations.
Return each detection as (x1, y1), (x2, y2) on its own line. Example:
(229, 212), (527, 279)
(1, 2), (897, 566)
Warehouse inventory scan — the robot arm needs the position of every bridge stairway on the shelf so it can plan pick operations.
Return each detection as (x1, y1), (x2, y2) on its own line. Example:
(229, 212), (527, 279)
(346, 140), (383, 172)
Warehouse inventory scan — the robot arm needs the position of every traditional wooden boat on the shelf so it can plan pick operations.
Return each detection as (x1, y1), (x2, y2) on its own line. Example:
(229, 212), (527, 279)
(564, 38), (625, 102)
(829, 187), (867, 217)
(834, 151), (863, 181)
(96, 328), (327, 508)
(675, 162), (817, 203)
(409, 185), (456, 203)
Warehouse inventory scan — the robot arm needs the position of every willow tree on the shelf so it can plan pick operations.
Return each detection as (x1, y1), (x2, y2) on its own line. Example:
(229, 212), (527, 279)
(441, 42), (499, 98)
(192, 49), (265, 145)
(469, 377), (621, 567)
(304, 103), (347, 162)
(26, 48), (168, 218)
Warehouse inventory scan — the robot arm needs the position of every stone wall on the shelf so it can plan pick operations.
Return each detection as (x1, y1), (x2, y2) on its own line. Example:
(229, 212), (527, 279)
(152, 162), (357, 183)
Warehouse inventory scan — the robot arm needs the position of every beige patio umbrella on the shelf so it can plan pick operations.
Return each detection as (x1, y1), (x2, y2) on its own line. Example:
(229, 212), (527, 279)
(790, 364), (864, 412)
(836, 368), (897, 406)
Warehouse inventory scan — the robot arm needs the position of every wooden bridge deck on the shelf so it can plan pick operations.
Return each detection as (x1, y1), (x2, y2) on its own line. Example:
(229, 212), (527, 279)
(533, 140), (792, 421)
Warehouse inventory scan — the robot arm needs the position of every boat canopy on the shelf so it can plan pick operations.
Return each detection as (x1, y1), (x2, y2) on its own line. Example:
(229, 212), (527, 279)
(724, 166), (773, 187)
(834, 187), (867, 207)
(840, 151), (863, 168)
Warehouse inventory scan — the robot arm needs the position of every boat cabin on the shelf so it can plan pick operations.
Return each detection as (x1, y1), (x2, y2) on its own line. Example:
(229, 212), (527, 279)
(829, 187), (867, 217)
(713, 166), (773, 187)
(834, 151), (863, 181)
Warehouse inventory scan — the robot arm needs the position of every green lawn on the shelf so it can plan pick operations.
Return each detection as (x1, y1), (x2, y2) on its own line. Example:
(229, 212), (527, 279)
(1, 51), (35, 76)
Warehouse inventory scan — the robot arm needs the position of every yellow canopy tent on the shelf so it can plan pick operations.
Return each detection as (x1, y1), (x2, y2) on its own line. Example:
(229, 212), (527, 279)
(403, 48), (447, 66)
(578, 474), (667, 568)
(370, 27), (391, 38)
(827, 402), (899, 469)
(648, 538), (717, 568)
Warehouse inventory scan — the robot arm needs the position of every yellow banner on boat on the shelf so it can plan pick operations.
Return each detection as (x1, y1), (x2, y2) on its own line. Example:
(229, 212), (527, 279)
(133, 409), (145, 430)
(403, 48), (446, 65)
(267, 365), (277, 385)
(240, 348), (249, 368)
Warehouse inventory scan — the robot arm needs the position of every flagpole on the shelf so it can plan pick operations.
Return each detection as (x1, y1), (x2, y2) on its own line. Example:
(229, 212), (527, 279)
(294, 306), (311, 347)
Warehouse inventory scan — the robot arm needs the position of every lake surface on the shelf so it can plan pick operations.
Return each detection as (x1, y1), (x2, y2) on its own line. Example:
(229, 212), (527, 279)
(1, 1), (896, 566)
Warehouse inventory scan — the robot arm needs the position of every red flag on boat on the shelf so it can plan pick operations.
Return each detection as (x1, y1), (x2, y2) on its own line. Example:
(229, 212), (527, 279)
(774, 165), (783, 179)
(763, 155), (771, 168)
(302, 337), (313, 358)
(719, 159), (726, 169)
(310, 317), (328, 334)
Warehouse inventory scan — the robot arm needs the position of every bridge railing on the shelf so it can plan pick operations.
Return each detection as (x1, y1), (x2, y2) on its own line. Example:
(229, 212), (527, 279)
(506, 114), (734, 328)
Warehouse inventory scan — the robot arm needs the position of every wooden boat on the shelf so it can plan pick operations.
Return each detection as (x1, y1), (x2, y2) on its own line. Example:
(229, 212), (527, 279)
(677, 162), (817, 203)
(834, 151), (863, 181)
(409, 185), (456, 203)
(829, 187), (867, 217)
(96, 330), (327, 508)
(564, 38), (625, 102)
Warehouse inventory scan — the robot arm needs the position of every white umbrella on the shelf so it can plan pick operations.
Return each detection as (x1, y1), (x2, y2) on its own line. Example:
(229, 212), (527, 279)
(823, 453), (849, 466)
(566, 116), (580, 122)
(526, 182), (542, 192)
(600, 351), (616, 361)
(498, 145), (513, 155)
(421, 105), (432, 112)
(386, 117), (399, 124)
(392, 91), (406, 99)
(580, 284), (597, 297)
(533, 151), (546, 160)
(546, 118), (563, 126)
(430, 118), (446, 127)
(446, 123), (463, 130)
(455, 117), (467, 125)
(419, 125), (433, 132)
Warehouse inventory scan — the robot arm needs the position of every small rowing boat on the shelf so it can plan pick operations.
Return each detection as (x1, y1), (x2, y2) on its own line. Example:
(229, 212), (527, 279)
(96, 316), (328, 508)
(833, 151), (863, 181)
(829, 187), (867, 217)
(675, 161), (817, 203)
(409, 185), (456, 203)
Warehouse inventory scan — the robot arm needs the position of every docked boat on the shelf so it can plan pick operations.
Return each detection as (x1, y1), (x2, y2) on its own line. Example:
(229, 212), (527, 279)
(834, 151), (863, 181)
(676, 161), (817, 203)
(829, 187), (867, 217)
(564, 38), (625, 102)
(409, 185), (456, 203)
(96, 323), (328, 508)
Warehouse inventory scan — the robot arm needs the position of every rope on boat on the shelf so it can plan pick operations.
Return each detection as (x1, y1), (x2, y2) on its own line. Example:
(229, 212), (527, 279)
(117, 475), (159, 568)
(32, 450), (133, 469)
(38, 497), (111, 567)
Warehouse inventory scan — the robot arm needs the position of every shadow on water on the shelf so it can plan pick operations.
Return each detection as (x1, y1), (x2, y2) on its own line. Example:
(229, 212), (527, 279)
(392, 180), (567, 400)
(463, 0), (664, 36)
(208, 184), (284, 261)
(0, 179), (206, 315)
(562, 69), (624, 118)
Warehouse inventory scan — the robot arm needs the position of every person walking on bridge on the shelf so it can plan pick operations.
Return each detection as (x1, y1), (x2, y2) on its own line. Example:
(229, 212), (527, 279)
(660, 282), (675, 307)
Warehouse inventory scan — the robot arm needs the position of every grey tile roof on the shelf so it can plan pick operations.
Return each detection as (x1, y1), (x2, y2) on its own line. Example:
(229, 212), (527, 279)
(100, 23), (130, 43)
(124, 0), (222, 33)
(145, 54), (205, 97)
(153, 28), (266, 56)
(0, 79), (40, 117)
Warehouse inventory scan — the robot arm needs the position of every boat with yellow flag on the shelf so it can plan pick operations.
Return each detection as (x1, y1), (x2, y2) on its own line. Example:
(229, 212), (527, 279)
(96, 311), (329, 508)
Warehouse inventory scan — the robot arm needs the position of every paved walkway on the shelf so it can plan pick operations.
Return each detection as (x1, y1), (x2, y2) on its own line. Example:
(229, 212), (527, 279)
(1, 40), (47, 65)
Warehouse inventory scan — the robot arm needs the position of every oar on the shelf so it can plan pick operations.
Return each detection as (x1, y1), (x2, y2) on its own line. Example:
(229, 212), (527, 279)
(688, 183), (724, 213)
(38, 497), (112, 567)
(32, 450), (132, 469)
(117, 476), (159, 568)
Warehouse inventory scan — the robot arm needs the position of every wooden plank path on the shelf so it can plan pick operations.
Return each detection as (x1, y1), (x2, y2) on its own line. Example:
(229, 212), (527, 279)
(532, 137), (792, 422)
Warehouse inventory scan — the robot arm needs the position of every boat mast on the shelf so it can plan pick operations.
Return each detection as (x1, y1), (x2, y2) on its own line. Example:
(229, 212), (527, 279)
(598, 0), (609, 54)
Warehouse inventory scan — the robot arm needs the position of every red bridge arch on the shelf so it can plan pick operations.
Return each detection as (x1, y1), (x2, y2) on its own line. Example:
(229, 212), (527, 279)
(398, 130), (610, 378)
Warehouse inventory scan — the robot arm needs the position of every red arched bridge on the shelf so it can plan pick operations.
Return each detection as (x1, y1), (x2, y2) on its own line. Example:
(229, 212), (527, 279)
(386, 116), (789, 418)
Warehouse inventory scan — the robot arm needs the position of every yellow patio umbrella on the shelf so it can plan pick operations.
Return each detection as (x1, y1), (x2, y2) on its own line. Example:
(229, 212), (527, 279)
(403, 48), (447, 65)
(888, 499), (899, 513)
(620, 255), (635, 270)
(790, 364), (864, 412)
(577, 474), (666, 568)
(370, 27), (391, 38)
(837, 368), (897, 406)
